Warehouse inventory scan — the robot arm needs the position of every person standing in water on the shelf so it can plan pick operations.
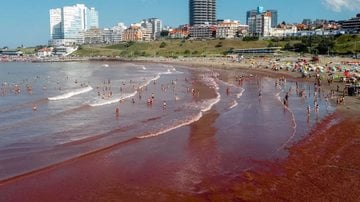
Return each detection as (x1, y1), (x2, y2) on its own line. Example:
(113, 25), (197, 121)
(115, 108), (120, 117)
(284, 92), (289, 106)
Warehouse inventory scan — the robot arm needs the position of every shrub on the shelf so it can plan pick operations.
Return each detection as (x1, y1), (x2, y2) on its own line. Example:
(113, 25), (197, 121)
(243, 36), (259, 41)
(159, 42), (167, 48)
(215, 42), (223, 48)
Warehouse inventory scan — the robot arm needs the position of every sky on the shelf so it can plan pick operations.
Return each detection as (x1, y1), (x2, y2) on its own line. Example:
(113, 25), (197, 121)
(0, 0), (359, 48)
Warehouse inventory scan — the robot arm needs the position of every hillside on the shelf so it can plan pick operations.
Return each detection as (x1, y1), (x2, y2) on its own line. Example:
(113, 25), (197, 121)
(333, 34), (360, 54)
(73, 39), (270, 58)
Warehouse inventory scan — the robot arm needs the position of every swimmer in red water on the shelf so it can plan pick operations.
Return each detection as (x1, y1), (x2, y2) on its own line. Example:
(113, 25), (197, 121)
(147, 98), (153, 106)
(115, 107), (120, 116)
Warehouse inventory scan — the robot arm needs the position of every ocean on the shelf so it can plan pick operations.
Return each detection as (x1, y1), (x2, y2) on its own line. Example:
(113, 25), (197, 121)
(0, 61), (335, 186)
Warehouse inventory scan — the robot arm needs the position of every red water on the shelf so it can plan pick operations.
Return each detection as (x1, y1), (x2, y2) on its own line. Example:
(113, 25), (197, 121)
(0, 73), (335, 201)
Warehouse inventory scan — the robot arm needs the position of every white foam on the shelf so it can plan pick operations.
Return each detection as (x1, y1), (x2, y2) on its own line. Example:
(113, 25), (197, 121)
(137, 75), (221, 140)
(137, 112), (203, 139)
(274, 89), (297, 152)
(236, 88), (245, 99)
(89, 92), (137, 107)
(138, 70), (177, 89)
(48, 86), (93, 101)
(217, 78), (245, 99)
(89, 69), (177, 107)
(138, 74), (161, 90)
(203, 77), (221, 112)
(217, 79), (239, 88)
(229, 100), (238, 109)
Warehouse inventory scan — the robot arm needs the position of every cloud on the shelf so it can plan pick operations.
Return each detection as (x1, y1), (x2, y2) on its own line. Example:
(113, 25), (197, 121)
(323, 0), (360, 12)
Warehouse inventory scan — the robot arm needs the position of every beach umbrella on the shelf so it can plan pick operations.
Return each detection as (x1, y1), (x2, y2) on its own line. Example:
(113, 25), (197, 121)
(344, 71), (350, 78)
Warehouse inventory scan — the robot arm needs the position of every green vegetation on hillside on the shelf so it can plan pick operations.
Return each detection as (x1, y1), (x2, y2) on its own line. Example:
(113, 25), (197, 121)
(73, 39), (269, 58)
(333, 34), (360, 54)
(72, 34), (360, 58)
(18, 47), (36, 55)
(281, 34), (360, 55)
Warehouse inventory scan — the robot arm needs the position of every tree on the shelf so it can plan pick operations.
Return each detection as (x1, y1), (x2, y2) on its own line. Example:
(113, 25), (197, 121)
(243, 36), (259, 41)
(283, 42), (293, 51)
(160, 30), (169, 37)
(293, 43), (308, 53)
(215, 42), (223, 48)
(159, 42), (167, 48)
(34, 45), (46, 51)
(316, 38), (335, 54)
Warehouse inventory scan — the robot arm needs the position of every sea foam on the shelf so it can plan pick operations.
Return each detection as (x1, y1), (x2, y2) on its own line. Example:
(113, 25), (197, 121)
(89, 92), (137, 107)
(48, 86), (93, 101)
(137, 74), (221, 139)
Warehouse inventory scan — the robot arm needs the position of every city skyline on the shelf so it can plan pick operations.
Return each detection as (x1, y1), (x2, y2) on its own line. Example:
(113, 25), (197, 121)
(0, 0), (359, 47)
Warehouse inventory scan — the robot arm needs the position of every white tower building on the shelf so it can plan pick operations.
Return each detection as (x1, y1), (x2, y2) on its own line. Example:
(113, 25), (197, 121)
(49, 4), (99, 45)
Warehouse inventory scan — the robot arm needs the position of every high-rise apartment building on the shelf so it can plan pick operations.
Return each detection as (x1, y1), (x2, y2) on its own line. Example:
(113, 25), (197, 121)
(189, 0), (216, 26)
(149, 18), (163, 39)
(246, 10), (257, 25)
(267, 10), (278, 28)
(49, 8), (63, 39)
(248, 10), (272, 37)
(246, 8), (278, 28)
(302, 19), (312, 25)
(340, 13), (360, 33)
(141, 18), (163, 40)
(49, 4), (99, 45)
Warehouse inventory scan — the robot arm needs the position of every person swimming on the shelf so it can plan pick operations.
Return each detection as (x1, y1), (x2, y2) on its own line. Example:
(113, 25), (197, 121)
(147, 98), (153, 105)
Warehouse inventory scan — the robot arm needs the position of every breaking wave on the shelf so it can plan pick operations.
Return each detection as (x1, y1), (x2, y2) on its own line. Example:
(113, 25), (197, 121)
(89, 92), (137, 107)
(137, 75), (220, 139)
(48, 86), (93, 101)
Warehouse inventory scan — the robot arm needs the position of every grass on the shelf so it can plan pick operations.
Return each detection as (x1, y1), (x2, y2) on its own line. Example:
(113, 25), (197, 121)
(73, 39), (270, 58)
(70, 34), (360, 58)
(333, 35), (360, 54)
(18, 47), (36, 55)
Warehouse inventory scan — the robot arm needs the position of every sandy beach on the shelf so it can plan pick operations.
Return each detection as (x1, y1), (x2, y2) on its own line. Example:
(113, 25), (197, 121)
(0, 56), (359, 201)
(154, 55), (360, 201)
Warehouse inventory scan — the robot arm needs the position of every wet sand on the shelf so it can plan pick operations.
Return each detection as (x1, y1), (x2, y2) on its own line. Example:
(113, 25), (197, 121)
(225, 113), (360, 201)
(0, 61), (359, 201)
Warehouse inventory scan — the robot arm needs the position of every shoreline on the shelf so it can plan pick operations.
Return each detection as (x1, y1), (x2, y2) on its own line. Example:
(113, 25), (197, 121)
(136, 57), (360, 199)
(0, 56), (359, 200)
